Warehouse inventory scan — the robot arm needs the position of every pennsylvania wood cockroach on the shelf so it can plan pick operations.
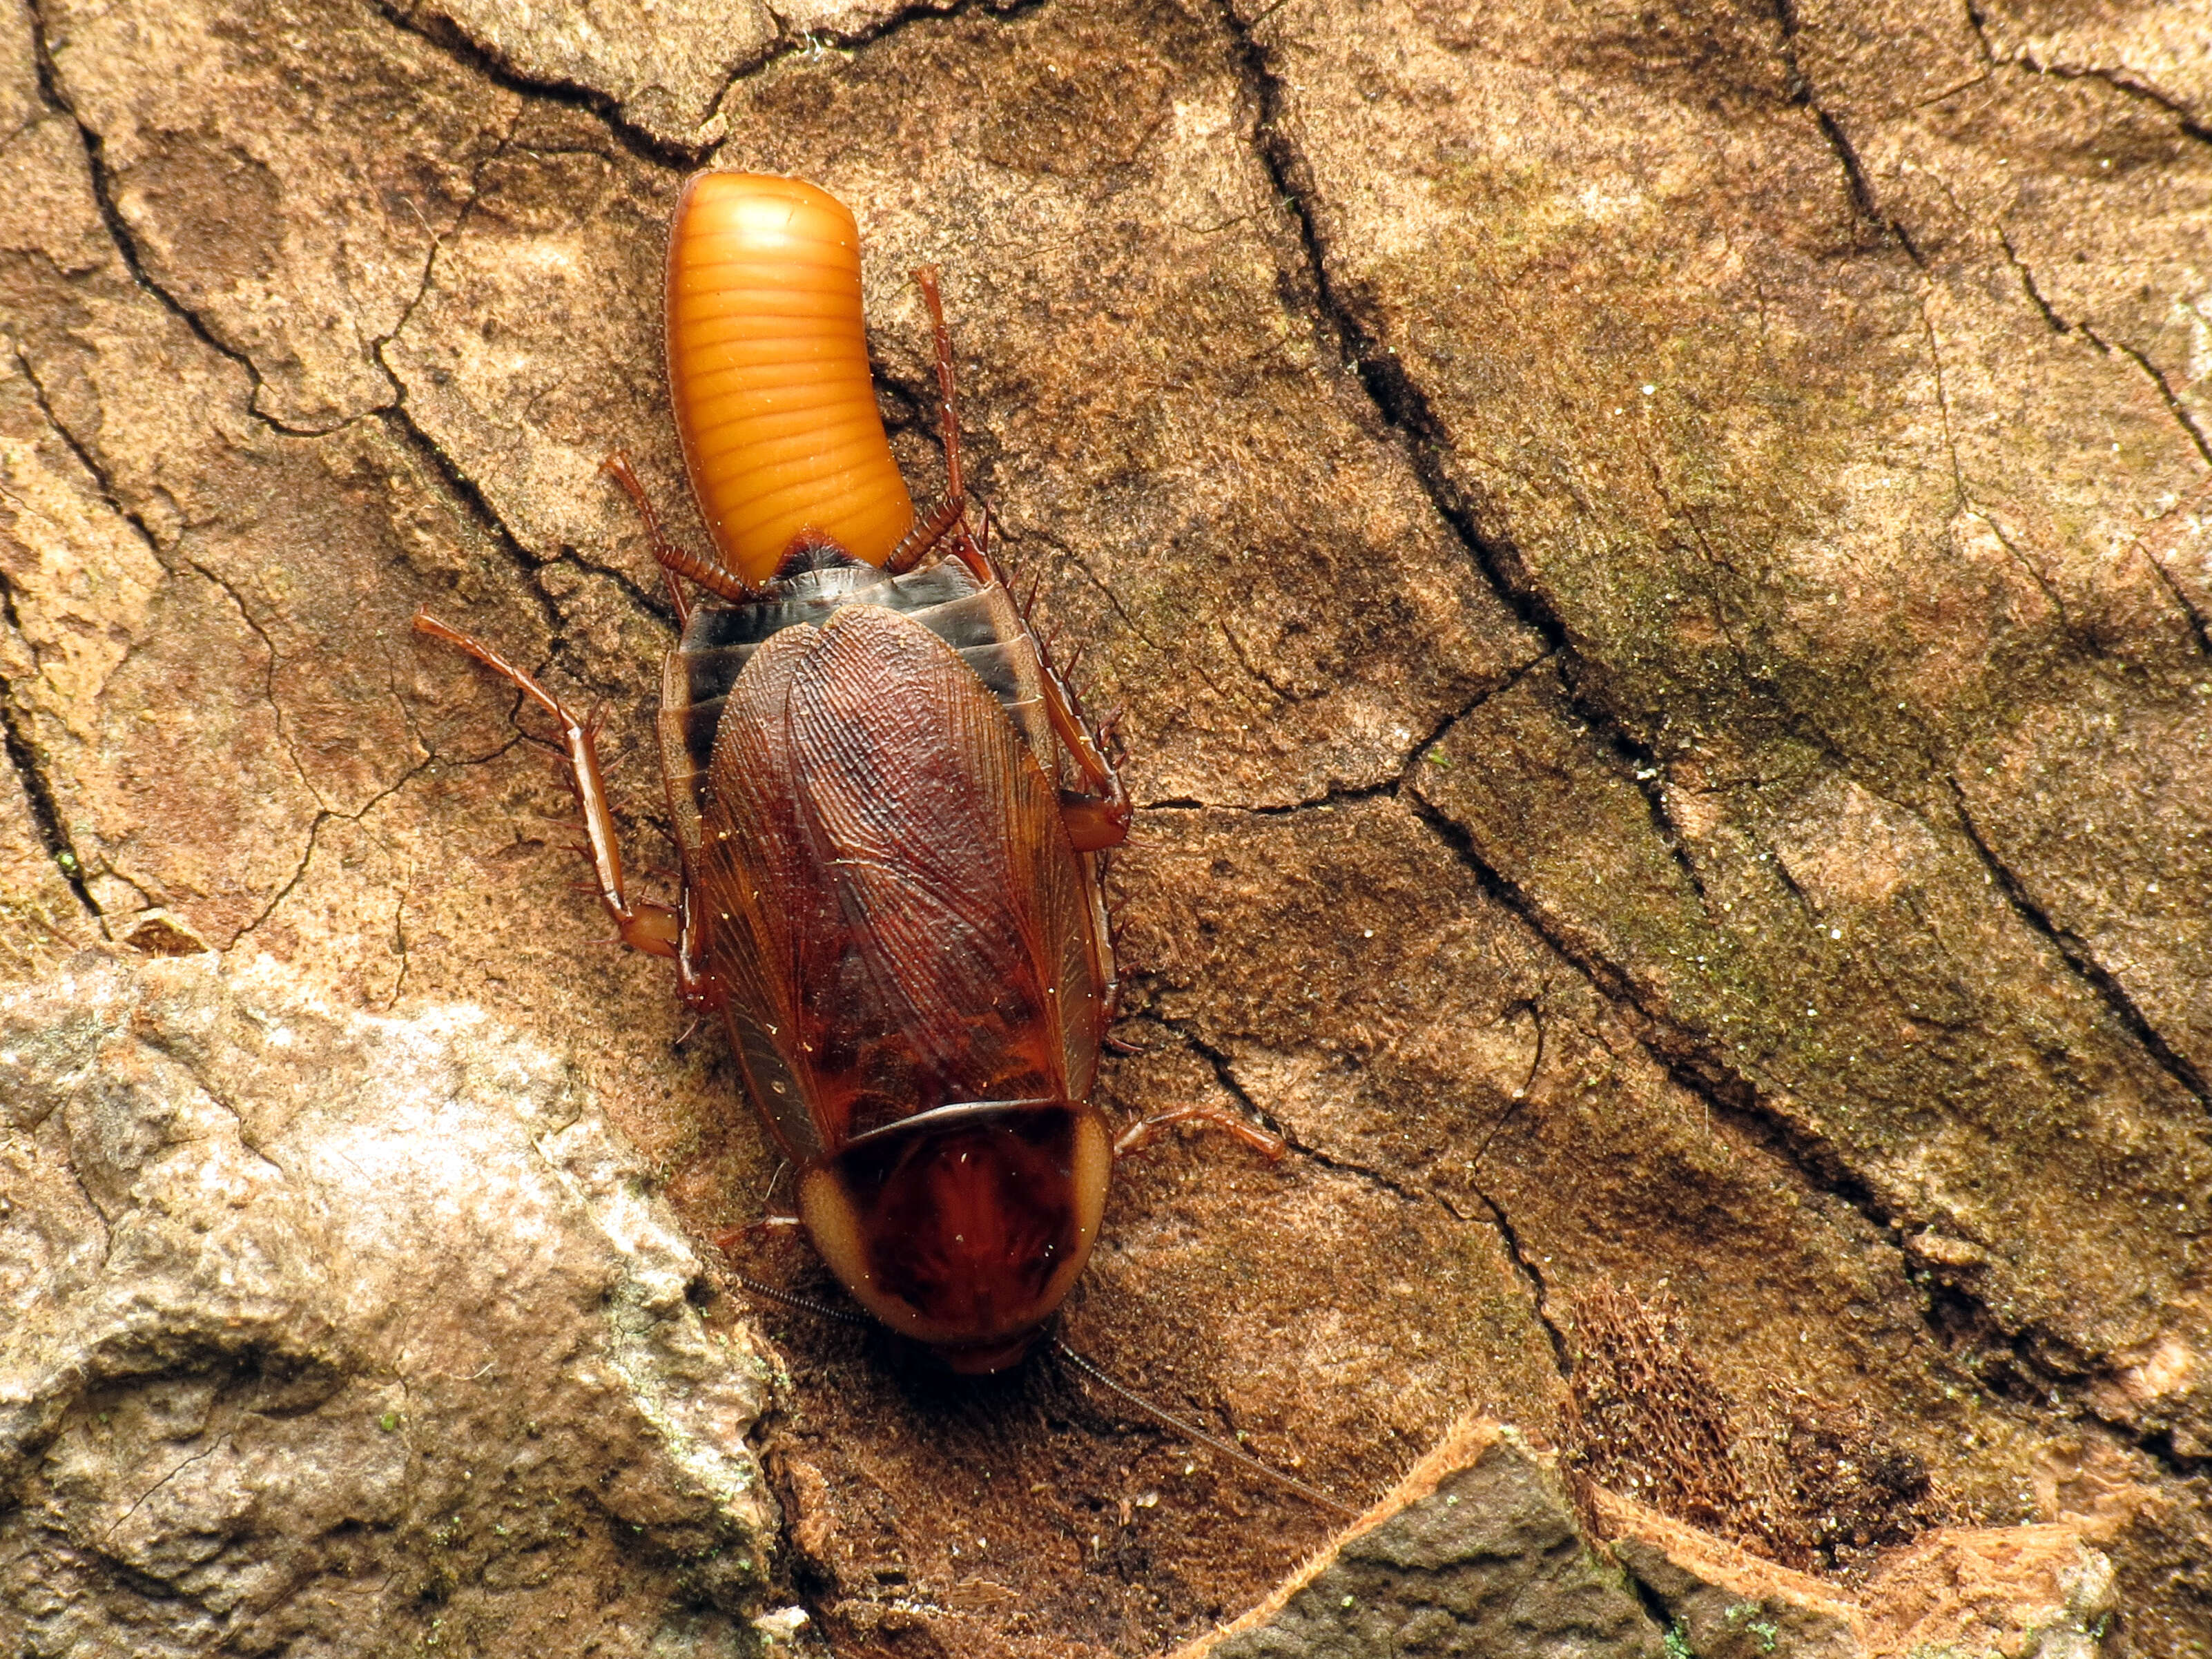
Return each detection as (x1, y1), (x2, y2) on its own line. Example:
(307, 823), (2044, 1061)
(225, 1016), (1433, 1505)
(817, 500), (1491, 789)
(416, 172), (1345, 1509)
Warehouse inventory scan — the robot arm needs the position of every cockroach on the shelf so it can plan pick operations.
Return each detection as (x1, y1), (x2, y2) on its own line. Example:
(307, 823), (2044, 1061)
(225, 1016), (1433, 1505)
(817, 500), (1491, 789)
(417, 172), (1346, 1511)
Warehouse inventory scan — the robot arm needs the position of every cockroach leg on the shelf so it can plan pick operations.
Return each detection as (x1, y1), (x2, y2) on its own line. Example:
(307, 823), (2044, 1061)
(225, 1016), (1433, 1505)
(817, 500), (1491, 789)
(1050, 688), (1132, 850)
(414, 608), (681, 961)
(712, 1215), (804, 1254)
(886, 265), (989, 579)
(673, 883), (722, 1010)
(1059, 790), (1132, 853)
(602, 452), (757, 609)
(1097, 703), (1128, 761)
(917, 264), (967, 510)
(1031, 624), (1130, 849)
(708, 1167), (799, 1252)
(1113, 1103), (1287, 1162)
(886, 493), (971, 574)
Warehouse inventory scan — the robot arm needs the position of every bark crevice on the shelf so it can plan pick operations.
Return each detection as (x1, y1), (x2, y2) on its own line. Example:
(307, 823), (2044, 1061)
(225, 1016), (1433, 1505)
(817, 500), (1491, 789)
(1145, 1010), (1574, 1369)
(28, 0), (380, 440)
(1946, 777), (2212, 1112)
(0, 570), (99, 920)
(1769, 0), (1928, 263)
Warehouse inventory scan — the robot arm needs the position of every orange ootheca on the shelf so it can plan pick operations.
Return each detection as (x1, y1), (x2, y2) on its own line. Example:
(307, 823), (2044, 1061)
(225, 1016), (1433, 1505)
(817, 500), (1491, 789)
(415, 173), (1314, 1398)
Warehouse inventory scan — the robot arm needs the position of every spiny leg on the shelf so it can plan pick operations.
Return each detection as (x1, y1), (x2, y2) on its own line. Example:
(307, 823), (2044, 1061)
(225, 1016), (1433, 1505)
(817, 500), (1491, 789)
(1113, 1102), (1286, 1161)
(711, 1163), (804, 1253)
(712, 1212), (805, 1251)
(414, 609), (679, 960)
(1045, 655), (1132, 851)
(919, 263), (968, 511)
(884, 270), (1129, 848)
(603, 452), (759, 610)
(885, 493), (971, 574)
(888, 266), (987, 576)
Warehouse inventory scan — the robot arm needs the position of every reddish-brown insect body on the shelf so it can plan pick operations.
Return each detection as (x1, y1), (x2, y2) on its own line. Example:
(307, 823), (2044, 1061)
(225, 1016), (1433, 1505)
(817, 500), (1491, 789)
(420, 173), (1158, 1373)
(416, 174), (1359, 1512)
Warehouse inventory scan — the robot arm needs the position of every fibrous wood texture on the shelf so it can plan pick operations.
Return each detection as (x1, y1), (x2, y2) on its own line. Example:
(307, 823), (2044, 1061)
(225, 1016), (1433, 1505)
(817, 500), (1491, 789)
(0, 0), (2206, 1653)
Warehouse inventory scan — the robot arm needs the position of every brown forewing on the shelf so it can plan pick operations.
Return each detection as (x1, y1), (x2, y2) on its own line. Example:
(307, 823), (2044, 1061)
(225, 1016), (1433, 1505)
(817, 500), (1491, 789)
(688, 603), (1105, 1153)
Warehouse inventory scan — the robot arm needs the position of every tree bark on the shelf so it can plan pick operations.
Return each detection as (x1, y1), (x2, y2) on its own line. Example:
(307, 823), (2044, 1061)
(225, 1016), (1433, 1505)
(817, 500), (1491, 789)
(0, 0), (2206, 1653)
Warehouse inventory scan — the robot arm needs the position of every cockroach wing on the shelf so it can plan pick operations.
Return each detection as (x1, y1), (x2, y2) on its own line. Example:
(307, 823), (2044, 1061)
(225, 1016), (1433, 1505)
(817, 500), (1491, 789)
(690, 603), (1106, 1156)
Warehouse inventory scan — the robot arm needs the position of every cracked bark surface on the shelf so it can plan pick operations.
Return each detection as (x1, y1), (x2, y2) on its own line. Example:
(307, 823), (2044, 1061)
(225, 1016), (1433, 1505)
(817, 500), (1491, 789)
(1, 0), (2208, 1653)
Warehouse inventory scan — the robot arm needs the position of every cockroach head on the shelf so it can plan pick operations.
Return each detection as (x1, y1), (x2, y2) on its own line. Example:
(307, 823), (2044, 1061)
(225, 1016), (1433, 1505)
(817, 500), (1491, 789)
(796, 1103), (1112, 1375)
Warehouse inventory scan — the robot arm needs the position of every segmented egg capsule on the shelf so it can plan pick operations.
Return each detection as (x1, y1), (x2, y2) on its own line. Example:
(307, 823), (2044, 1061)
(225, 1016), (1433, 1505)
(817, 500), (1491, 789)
(666, 173), (916, 583)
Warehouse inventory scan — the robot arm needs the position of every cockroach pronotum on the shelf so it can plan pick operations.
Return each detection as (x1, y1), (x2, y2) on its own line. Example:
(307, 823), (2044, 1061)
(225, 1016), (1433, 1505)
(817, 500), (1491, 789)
(416, 172), (1347, 1512)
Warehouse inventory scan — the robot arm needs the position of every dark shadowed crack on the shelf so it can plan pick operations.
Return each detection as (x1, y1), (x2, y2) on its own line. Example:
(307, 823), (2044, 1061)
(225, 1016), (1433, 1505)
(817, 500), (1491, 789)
(1134, 1013), (1423, 1207)
(2130, 486), (2212, 659)
(25, 1), (378, 440)
(3, 349), (180, 921)
(1991, 227), (2212, 471)
(1138, 779), (1397, 815)
(13, 349), (166, 564)
(1767, 0), (1926, 264)
(746, 0), (1051, 110)
(1961, 1), (2212, 147)
(1986, 243), (2212, 648)
(370, 358), (677, 652)
(372, 0), (1047, 177)
(1398, 784), (1905, 1250)
(1217, 0), (1911, 1319)
(1212, 1), (2212, 1477)
(1219, 0), (1566, 662)
(0, 570), (98, 919)
(1136, 657), (1553, 813)
(1946, 777), (2211, 1112)
(2148, 556), (2212, 657)
(2097, 332), (2212, 469)
(1997, 227), (2073, 337)
(1406, 781), (2212, 1478)
(1216, 0), (1821, 906)
(1446, 1176), (1572, 1374)
(12, 343), (333, 883)
(549, 547), (679, 633)
(369, 0), (721, 171)
(375, 405), (565, 641)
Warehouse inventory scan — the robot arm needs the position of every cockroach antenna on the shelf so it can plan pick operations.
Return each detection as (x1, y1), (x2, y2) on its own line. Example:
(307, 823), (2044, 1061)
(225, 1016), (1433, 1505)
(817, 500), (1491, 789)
(719, 1265), (1357, 1520)
(1052, 1342), (1357, 1519)
(727, 1270), (873, 1329)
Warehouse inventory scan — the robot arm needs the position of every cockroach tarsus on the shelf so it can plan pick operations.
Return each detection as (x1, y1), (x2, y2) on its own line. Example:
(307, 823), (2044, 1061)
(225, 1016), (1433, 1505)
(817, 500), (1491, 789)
(415, 171), (1346, 1515)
